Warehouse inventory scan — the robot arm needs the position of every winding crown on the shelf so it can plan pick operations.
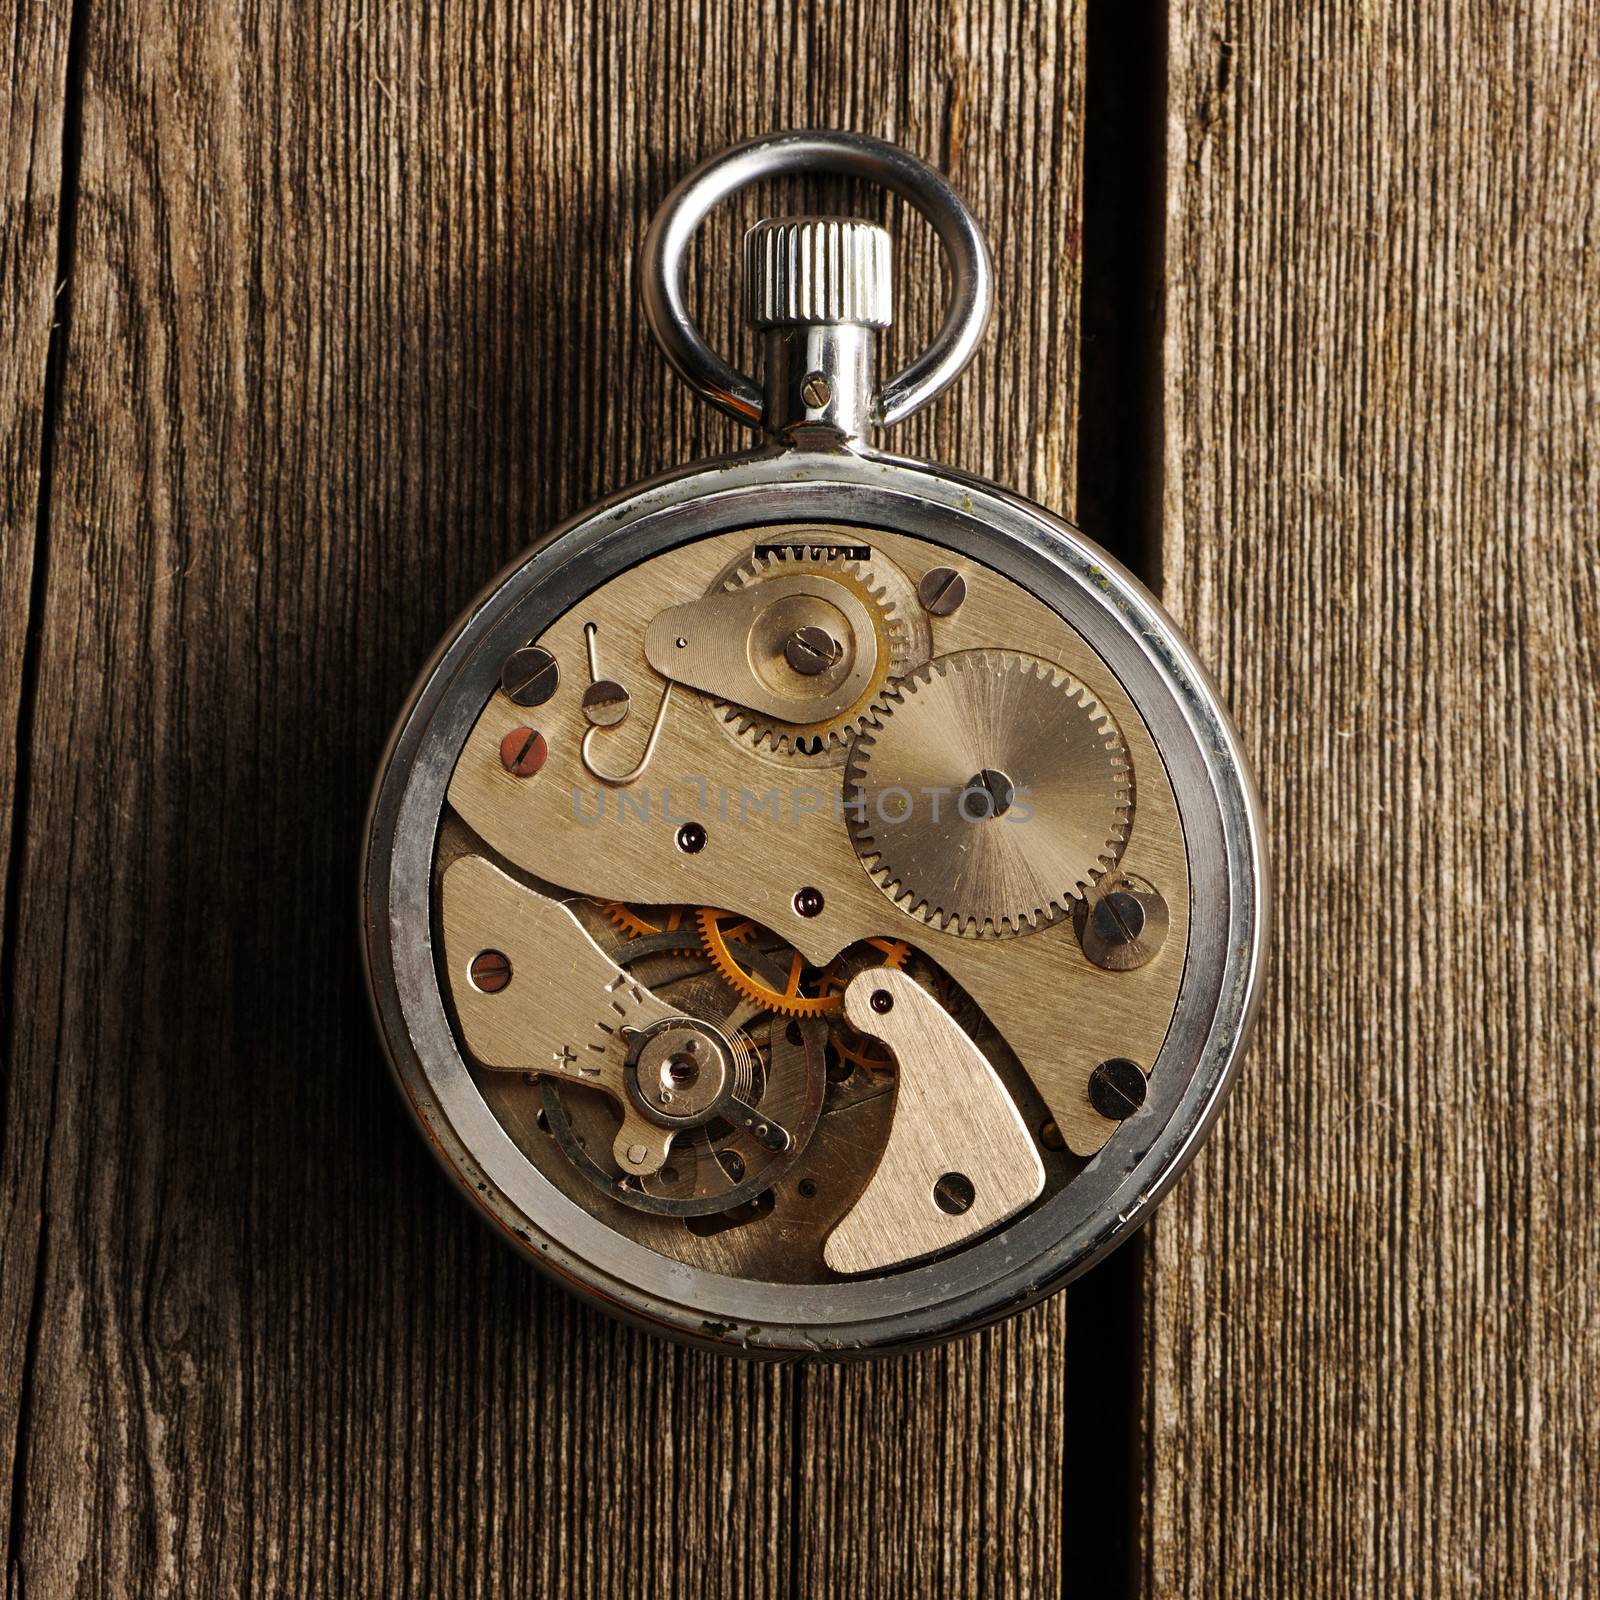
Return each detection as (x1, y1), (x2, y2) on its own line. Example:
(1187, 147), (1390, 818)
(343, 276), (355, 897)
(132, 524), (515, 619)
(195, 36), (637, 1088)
(742, 218), (894, 330)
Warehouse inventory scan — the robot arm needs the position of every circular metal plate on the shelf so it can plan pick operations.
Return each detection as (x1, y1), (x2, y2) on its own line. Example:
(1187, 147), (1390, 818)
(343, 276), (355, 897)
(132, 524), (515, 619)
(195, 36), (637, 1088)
(361, 445), (1267, 1356)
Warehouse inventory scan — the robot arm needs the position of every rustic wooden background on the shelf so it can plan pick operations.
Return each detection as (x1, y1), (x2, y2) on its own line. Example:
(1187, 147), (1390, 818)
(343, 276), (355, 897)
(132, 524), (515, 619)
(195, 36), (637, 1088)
(1, 1), (1595, 1595)
(1150, 4), (1600, 1593)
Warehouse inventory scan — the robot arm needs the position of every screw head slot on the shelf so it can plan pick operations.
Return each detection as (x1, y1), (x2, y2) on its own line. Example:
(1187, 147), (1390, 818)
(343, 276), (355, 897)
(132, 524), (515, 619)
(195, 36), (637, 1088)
(469, 950), (512, 994)
(1088, 1058), (1147, 1120)
(800, 371), (833, 408)
(581, 679), (631, 728)
(498, 726), (548, 777)
(501, 645), (559, 706)
(917, 566), (967, 617)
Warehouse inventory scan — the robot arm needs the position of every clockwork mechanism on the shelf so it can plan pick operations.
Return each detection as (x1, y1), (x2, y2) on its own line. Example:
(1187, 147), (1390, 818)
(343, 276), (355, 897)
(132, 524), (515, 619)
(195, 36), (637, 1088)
(537, 926), (829, 1218)
(430, 521), (1189, 1288)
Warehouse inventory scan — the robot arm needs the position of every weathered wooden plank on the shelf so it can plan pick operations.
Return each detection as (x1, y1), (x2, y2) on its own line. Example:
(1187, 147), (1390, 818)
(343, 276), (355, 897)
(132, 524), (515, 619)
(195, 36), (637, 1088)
(0, 1), (1087, 1596)
(0, 0), (76, 1572)
(1149, 4), (1600, 1594)
(0, 0), (73, 810)
(0, 1), (74, 954)
(798, 1329), (1072, 1599)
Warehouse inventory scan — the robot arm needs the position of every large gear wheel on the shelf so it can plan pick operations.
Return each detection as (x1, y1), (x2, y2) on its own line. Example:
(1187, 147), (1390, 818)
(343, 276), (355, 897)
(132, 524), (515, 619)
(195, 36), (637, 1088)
(710, 546), (930, 762)
(697, 907), (909, 1017)
(845, 649), (1133, 937)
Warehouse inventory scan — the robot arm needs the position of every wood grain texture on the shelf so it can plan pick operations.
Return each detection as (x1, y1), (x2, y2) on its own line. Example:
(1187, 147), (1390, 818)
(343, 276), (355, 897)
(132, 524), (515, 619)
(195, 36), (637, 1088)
(1150, 4), (1600, 1594)
(0, 0), (76, 1579)
(0, 0), (73, 955)
(797, 1328), (1071, 1599)
(0, 1), (1087, 1595)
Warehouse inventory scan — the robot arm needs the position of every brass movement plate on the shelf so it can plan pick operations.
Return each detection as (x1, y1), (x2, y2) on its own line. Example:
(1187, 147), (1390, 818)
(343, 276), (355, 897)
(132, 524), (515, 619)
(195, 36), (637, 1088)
(433, 523), (1190, 1282)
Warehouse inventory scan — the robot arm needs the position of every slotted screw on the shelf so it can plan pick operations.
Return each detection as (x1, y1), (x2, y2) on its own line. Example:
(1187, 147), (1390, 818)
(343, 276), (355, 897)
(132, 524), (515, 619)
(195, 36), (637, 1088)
(499, 726), (547, 777)
(800, 371), (832, 408)
(1088, 1058), (1147, 1120)
(502, 645), (559, 706)
(470, 950), (512, 994)
(785, 626), (841, 675)
(917, 566), (967, 617)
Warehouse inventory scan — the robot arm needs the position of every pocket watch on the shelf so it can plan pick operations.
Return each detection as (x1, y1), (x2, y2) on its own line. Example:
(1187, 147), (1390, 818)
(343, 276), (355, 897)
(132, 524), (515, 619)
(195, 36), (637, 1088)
(362, 131), (1266, 1355)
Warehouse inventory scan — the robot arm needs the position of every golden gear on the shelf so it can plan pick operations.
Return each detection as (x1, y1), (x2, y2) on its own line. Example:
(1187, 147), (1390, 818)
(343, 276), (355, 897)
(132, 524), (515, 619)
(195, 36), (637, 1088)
(593, 900), (756, 953)
(829, 1025), (892, 1076)
(592, 899), (700, 943)
(697, 908), (908, 1017)
(711, 547), (930, 762)
(846, 649), (1133, 936)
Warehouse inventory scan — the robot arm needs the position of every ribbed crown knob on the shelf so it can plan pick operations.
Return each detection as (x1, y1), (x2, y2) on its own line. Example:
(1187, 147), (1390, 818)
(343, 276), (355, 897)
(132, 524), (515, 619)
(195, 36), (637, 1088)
(743, 218), (893, 330)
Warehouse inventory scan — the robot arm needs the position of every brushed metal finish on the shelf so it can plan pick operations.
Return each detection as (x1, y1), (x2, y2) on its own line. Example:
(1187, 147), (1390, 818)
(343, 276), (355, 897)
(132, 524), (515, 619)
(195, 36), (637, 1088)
(439, 854), (681, 1177)
(823, 968), (1045, 1274)
(642, 570), (878, 724)
(846, 649), (1133, 937)
(440, 523), (1186, 1157)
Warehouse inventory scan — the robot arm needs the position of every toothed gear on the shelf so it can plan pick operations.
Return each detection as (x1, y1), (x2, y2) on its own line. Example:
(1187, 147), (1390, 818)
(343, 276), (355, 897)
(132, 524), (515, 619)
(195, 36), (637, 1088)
(845, 649), (1133, 937)
(591, 900), (703, 946)
(711, 546), (930, 763)
(592, 900), (760, 959)
(697, 908), (909, 1017)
